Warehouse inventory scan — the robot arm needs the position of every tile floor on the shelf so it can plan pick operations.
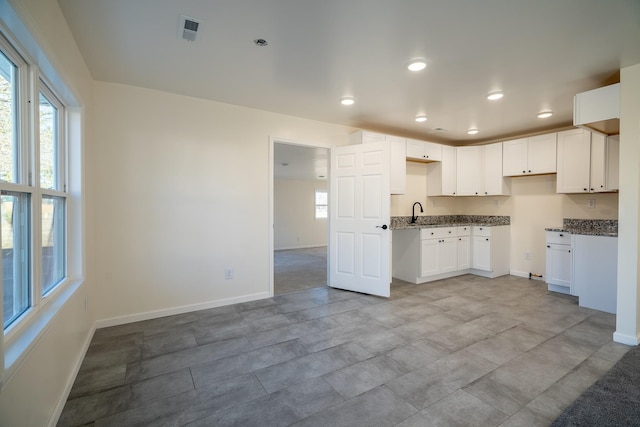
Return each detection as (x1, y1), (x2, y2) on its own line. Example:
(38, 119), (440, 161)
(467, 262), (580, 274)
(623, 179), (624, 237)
(274, 247), (327, 295)
(58, 274), (630, 426)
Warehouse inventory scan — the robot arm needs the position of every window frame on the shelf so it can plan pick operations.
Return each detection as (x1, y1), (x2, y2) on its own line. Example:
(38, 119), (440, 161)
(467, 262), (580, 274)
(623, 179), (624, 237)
(0, 32), (70, 338)
(314, 189), (328, 220)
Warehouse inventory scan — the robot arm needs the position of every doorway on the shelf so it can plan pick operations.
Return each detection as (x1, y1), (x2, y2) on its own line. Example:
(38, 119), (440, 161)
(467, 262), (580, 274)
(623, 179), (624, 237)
(272, 140), (329, 295)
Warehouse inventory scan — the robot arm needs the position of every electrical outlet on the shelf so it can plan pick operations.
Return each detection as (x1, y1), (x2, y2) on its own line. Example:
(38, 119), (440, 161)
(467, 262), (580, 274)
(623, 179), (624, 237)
(587, 199), (596, 209)
(224, 268), (233, 280)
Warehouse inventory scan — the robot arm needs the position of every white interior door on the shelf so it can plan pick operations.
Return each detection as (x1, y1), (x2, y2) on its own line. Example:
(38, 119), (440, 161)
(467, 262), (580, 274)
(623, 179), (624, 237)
(329, 142), (391, 297)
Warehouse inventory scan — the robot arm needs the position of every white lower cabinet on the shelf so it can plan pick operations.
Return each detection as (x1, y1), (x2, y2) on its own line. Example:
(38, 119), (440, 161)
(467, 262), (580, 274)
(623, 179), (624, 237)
(545, 231), (573, 295)
(392, 225), (509, 283)
(470, 226), (510, 278)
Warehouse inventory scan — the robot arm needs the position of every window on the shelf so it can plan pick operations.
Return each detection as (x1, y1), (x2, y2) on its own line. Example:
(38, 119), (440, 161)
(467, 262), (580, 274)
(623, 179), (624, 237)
(315, 190), (327, 219)
(0, 34), (69, 330)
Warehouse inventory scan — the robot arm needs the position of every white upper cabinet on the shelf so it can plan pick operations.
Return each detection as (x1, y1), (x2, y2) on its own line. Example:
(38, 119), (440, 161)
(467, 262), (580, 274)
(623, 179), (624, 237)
(350, 131), (406, 195)
(502, 133), (557, 176)
(427, 145), (457, 196)
(406, 138), (442, 162)
(483, 142), (511, 195)
(456, 143), (510, 196)
(456, 146), (481, 196)
(556, 128), (619, 194)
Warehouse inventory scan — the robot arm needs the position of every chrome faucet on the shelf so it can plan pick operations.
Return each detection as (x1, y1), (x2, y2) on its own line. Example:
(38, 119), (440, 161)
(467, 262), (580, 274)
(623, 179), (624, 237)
(411, 202), (423, 223)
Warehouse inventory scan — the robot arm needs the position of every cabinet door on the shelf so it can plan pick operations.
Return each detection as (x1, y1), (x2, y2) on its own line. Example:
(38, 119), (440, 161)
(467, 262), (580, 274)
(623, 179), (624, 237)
(456, 146), (481, 195)
(423, 141), (442, 161)
(387, 136), (407, 195)
(528, 133), (557, 174)
(483, 142), (509, 195)
(441, 145), (457, 195)
(438, 237), (458, 273)
(502, 138), (528, 176)
(589, 133), (607, 192)
(607, 135), (620, 191)
(406, 139), (425, 160)
(545, 243), (572, 288)
(557, 129), (591, 193)
(457, 236), (470, 270)
(472, 236), (491, 271)
(420, 238), (439, 277)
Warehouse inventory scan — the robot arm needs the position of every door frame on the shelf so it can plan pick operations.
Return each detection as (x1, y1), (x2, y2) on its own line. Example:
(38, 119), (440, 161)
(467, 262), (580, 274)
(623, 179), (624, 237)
(268, 136), (331, 297)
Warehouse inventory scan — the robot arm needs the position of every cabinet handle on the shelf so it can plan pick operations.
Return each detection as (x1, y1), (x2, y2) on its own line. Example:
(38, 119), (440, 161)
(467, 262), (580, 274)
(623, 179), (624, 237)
(430, 232), (434, 235)
(528, 170), (531, 173)
(522, 170), (526, 173)
(547, 245), (550, 248)
(486, 238), (489, 241)
(425, 155), (429, 159)
(569, 250), (571, 253)
(590, 188), (594, 191)
(448, 230), (452, 234)
(584, 188), (588, 192)
(559, 233), (563, 237)
(453, 192), (456, 195)
(601, 185), (604, 188)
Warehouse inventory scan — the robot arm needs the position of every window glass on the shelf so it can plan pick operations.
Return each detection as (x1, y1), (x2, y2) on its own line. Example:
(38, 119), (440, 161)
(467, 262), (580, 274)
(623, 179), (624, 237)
(315, 190), (328, 219)
(41, 195), (65, 295)
(0, 50), (19, 183)
(2, 190), (31, 328)
(39, 92), (58, 190)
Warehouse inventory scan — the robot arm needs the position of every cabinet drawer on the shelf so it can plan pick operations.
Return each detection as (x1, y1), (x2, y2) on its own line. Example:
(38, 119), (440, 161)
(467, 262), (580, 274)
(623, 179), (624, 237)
(457, 226), (471, 236)
(546, 231), (571, 245)
(472, 226), (491, 237)
(421, 227), (456, 239)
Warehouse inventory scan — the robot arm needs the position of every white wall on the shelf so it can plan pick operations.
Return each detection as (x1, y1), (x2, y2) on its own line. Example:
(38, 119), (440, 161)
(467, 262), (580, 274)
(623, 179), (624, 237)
(0, 0), (95, 426)
(615, 63), (640, 345)
(91, 82), (353, 324)
(274, 179), (328, 250)
(393, 161), (619, 279)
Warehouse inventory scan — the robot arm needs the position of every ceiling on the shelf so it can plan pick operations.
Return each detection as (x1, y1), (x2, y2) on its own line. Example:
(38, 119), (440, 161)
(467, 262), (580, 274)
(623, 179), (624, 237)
(274, 142), (328, 181)
(58, 0), (640, 145)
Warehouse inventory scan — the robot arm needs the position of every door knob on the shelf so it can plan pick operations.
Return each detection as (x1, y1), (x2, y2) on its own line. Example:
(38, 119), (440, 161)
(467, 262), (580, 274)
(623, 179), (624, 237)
(376, 225), (388, 230)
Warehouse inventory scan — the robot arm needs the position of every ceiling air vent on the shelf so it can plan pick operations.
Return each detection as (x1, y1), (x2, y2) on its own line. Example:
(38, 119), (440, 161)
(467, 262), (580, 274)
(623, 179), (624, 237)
(179, 15), (201, 42)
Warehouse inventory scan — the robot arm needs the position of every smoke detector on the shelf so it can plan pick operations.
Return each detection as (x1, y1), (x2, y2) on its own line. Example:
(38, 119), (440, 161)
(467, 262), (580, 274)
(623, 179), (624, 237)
(179, 15), (201, 42)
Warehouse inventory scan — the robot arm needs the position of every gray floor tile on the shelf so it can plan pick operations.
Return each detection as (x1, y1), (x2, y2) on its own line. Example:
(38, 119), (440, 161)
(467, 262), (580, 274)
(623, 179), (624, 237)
(291, 385), (417, 427)
(255, 342), (373, 393)
(125, 336), (253, 382)
(60, 269), (623, 427)
(323, 354), (412, 399)
(187, 377), (344, 427)
(398, 389), (508, 427)
(94, 373), (265, 427)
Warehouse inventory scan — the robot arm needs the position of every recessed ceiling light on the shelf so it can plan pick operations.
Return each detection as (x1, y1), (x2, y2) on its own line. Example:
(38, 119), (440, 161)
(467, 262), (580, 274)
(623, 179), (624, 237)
(253, 38), (268, 47)
(487, 91), (504, 101)
(407, 58), (427, 72)
(340, 96), (355, 106)
(467, 128), (479, 135)
(415, 115), (428, 123)
(537, 110), (553, 119)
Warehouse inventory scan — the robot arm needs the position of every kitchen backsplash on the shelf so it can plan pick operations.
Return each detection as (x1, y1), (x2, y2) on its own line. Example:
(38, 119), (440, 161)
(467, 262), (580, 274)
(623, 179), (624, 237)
(391, 215), (510, 228)
(563, 218), (618, 234)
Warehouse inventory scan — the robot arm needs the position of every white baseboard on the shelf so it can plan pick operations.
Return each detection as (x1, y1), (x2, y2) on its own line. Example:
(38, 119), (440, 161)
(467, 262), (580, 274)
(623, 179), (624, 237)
(613, 331), (640, 346)
(95, 292), (271, 329)
(509, 270), (529, 278)
(274, 244), (327, 251)
(49, 323), (96, 427)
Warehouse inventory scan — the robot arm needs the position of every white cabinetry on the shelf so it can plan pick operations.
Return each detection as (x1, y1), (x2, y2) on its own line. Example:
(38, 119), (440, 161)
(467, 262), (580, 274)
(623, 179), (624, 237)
(350, 131), (406, 194)
(426, 145), (457, 196)
(556, 128), (619, 194)
(456, 226), (471, 270)
(545, 231), (573, 295)
(470, 226), (510, 278)
(502, 133), (557, 176)
(456, 143), (509, 196)
(406, 139), (442, 162)
(456, 146), (481, 196)
(573, 234), (618, 314)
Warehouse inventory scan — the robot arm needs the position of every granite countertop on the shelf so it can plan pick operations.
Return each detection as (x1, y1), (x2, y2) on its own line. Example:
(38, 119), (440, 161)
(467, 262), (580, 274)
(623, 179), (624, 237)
(545, 219), (618, 237)
(391, 215), (510, 230)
